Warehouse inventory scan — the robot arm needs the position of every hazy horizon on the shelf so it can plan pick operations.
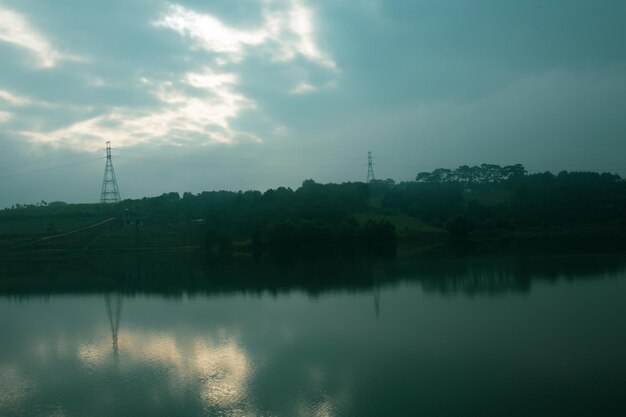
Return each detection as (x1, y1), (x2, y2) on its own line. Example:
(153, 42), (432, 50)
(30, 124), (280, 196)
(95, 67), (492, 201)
(1, 0), (625, 207)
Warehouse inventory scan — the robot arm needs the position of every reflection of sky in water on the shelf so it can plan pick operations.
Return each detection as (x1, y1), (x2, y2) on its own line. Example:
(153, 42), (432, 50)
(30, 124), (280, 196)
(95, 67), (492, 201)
(1, 267), (626, 416)
(79, 329), (252, 412)
(0, 364), (35, 411)
(0, 292), (362, 416)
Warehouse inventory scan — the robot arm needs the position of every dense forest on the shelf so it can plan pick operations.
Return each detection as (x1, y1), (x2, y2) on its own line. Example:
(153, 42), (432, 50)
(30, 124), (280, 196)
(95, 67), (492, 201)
(2, 164), (626, 253)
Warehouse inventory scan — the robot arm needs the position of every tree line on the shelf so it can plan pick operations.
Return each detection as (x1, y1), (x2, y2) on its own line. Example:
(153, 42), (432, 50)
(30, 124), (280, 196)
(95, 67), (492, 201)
(3, 163), (626, 250)
(415, 163), (526, 184)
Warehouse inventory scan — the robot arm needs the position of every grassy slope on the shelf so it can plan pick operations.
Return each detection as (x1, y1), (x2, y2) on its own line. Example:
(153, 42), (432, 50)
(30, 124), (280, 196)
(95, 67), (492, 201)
(3, 186), (626, 254)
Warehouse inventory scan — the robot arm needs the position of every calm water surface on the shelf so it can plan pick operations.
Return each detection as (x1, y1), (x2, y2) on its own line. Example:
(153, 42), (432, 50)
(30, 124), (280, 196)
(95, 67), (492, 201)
(1, 252), (625, 416)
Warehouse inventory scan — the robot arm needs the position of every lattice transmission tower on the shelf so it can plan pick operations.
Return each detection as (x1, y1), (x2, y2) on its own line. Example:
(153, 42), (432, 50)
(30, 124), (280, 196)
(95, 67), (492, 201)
(100, 141), (121, 203)
(367, 151), (375, 182)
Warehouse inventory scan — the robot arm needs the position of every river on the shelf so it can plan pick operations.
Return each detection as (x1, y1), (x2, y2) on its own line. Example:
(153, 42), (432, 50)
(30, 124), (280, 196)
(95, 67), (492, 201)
(1, 250), (625, 416)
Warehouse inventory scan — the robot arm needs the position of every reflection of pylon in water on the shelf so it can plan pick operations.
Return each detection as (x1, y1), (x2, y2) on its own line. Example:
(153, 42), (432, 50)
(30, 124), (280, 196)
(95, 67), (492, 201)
(105, 293), (123, 356)
(373, 286), (380, 319)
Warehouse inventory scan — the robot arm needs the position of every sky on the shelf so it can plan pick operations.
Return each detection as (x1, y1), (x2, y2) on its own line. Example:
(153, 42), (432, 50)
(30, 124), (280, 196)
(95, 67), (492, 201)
(0, 0), (625, 207)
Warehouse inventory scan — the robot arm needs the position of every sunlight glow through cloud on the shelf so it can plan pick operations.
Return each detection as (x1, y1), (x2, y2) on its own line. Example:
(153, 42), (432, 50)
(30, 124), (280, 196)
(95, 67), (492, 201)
(0, 7), (63, 68)
(265, 0), (337, 69)
(18, 0), (338, 151)
(21, 68), (258, 150)
(155, 4), (265, 63)
(155, 0), (337, 69)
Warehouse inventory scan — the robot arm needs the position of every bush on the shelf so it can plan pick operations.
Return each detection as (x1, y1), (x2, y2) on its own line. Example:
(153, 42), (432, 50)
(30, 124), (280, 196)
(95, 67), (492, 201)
(446, 215), (473, 239)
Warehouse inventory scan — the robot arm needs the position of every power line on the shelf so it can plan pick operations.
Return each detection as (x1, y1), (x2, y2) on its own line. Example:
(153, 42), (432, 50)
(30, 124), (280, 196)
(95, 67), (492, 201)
(115, 154), (366, 168)
(0, 152), (99, 171)
(117, 147), (364, 162)
(0, 157), (104, 181)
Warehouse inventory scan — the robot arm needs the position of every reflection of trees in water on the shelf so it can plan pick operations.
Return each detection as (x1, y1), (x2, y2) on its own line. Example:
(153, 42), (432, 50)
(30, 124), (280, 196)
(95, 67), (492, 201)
(373, 285), (380, 319)
(408, 254), (626, 295)
(1, 251), (626, 298)
(419, 265), (529, 295)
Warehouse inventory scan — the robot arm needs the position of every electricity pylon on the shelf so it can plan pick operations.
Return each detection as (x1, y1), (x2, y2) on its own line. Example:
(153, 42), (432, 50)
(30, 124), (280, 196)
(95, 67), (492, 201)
(367, 151), (375, 182)
(100, 141), (121, 203)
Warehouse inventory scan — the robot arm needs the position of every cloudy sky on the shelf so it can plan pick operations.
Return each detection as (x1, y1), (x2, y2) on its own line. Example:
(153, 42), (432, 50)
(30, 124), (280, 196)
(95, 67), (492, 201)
(0, 0), (625, 207)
